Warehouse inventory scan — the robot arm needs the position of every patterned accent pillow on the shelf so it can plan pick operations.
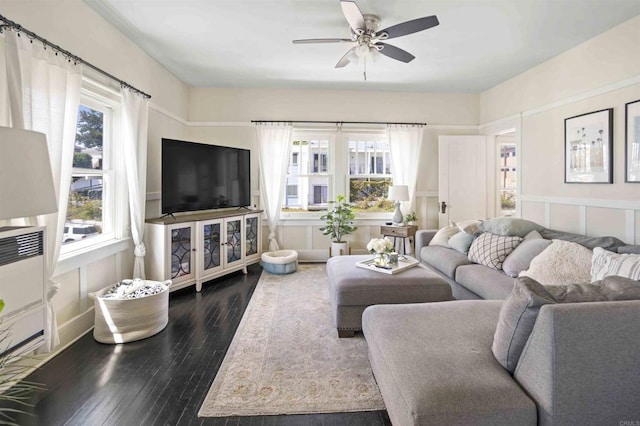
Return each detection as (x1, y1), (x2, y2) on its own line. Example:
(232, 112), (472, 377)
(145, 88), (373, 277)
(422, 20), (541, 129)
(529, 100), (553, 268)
(592, 247), (640, 281)
(468, 232), (523, 270)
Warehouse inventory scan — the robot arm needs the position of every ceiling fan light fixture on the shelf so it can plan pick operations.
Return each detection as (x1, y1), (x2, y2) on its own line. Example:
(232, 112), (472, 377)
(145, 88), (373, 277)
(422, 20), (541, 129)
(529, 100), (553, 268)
(354, 44), (371, 58)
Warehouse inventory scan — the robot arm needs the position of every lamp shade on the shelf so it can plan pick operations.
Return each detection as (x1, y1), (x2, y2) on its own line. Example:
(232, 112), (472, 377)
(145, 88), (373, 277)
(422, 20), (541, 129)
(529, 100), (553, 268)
(388, 185), (409, 202)
(0, 127), (58, 220)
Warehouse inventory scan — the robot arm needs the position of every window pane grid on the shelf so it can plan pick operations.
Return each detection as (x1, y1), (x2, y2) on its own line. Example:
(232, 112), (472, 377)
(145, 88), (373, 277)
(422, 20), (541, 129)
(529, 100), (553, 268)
(284, 137), (331, 212)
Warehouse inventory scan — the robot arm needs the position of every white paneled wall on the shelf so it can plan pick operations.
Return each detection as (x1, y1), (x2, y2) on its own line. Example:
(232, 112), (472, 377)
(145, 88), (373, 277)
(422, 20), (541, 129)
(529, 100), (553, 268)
(521, 196), (639, 244)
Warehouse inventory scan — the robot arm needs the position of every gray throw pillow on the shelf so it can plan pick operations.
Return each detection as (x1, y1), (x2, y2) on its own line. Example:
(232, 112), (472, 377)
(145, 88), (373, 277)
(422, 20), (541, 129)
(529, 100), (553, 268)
(492, 277), (557, 373)
(448, 231), (475, 254)
(493, 275), (640, 373)
(617, 245), (640, 254)
(479, 218), (544, 237)
(502, 239), (552, 278)
(539, 228), (625, 251)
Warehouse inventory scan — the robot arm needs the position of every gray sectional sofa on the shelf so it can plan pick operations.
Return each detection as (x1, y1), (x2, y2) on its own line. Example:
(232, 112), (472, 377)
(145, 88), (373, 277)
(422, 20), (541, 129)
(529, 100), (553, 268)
(363, 220), (640, 425)
(414, 225), (627, 300)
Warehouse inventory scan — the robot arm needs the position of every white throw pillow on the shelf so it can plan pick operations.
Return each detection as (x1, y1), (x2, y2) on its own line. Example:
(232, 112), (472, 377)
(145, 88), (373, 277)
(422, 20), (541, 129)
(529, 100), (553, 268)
(519, 239), (592, 285)
(452, 219), (483, 235)
(429, 225), (460, 248)
(468, 232), (522, 270)
(591, 247), (640, 281)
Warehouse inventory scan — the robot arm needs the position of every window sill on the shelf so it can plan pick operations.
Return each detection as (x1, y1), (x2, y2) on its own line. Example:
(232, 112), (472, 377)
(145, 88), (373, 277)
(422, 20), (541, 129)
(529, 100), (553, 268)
(55, 237), (132, 276)
(278, 212), (393, 225)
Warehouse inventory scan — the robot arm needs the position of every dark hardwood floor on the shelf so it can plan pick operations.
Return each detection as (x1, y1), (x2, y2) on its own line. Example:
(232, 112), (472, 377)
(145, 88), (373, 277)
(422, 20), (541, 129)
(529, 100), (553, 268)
(2, 264), (391, 426)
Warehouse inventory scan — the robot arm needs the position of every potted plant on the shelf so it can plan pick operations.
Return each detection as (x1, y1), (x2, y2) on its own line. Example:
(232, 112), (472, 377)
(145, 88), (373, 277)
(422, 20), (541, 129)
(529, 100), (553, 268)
(320, 195), (357, 256)
(405, 211), (417, 226)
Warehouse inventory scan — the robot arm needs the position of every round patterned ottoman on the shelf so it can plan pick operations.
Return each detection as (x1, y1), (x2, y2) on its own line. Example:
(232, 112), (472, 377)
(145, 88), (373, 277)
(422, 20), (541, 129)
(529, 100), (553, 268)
(261, 250), (298, 274)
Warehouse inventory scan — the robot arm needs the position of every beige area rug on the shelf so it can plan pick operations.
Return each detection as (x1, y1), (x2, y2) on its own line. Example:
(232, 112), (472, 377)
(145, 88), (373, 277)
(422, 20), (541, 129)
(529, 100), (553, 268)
(198, 264), (385, 417)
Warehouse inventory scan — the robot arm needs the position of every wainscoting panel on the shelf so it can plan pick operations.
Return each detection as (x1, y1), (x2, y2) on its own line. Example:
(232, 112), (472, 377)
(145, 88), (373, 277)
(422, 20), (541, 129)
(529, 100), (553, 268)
(520, 201), (547, 227)
(586, 207), (627, 243)
(521, 195), (640, 244)
(548, 204), (582, 235)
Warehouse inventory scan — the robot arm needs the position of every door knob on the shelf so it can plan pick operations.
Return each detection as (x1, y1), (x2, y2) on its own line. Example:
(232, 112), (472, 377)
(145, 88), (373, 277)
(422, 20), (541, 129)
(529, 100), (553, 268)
(440, 201), (447, 214)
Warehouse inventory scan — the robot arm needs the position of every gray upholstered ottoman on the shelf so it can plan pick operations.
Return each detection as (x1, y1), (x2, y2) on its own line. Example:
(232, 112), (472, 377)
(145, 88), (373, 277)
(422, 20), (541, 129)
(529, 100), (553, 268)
(326, 255), (453, 337)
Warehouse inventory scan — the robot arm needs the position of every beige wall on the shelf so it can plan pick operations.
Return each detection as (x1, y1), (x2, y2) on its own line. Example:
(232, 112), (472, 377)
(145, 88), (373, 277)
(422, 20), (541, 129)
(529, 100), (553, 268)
(188, 87), (479, 125)
(480, 15), (640, 124)
(481, 14), (640, 243)
(0, 0), (189, 355)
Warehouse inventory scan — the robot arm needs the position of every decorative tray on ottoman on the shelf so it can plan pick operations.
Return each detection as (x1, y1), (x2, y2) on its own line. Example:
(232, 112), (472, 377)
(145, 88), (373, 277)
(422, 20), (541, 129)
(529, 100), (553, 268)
(355, 256), (420, 275)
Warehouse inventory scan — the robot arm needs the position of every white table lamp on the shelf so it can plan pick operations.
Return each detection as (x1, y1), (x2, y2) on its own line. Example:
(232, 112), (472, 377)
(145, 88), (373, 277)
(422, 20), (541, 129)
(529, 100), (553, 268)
(388, 185), (409, 225)
(0, 127), (58, 220)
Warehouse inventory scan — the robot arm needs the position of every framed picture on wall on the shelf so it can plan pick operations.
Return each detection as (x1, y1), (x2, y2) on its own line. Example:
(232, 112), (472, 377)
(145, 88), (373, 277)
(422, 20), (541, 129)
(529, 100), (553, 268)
(625, 99), (640, 183)
(564, 108), (613, 183)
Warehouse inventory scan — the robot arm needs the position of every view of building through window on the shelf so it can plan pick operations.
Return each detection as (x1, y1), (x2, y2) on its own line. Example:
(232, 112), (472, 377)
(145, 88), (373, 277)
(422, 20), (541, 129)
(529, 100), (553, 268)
(64, 104), (105, 244)
(283, 138), (330, 212)
(498, 142), (516, 216)
(348, 137), (394, 212)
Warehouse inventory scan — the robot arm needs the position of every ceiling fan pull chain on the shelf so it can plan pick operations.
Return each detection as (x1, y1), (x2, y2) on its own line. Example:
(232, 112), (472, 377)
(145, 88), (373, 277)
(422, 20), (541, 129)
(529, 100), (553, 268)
(364, 56), (367, 81)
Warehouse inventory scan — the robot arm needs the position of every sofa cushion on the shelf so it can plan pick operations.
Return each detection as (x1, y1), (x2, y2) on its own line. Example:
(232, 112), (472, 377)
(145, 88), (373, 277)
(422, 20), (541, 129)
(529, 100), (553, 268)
(429, 225), (459, 248)
(592, 247), (640, 281)
(363, 301), (537, 426)
(448, 231), (475, 254)
(420, 245), (472, 279)
(468, 232), (523, 270)
(479, 218), (544, 237)
(519, 239), (592, 285)
(502, 239), (552, 278)
(492, 275), (640, 373)
(455, 264), (517, 300)
(539, 228), (625, 251)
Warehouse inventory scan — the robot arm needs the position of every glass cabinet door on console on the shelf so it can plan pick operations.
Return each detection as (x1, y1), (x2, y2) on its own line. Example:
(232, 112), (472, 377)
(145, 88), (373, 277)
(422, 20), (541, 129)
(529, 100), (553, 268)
(225, 217), (244, 269)
(245, 213), (261, 263)
(167, 223), (195, 286)
(199, 219), (223, 278)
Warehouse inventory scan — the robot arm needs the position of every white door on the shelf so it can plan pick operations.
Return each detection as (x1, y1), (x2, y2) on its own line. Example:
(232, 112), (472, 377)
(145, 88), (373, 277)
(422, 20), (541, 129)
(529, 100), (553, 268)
(438, 135), (487, 228)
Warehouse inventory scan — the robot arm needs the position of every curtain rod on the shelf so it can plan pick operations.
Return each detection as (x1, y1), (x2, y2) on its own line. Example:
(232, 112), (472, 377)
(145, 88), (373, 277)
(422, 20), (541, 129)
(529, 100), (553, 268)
(251, 120), (427, 126)
(0, 14), (151, 99)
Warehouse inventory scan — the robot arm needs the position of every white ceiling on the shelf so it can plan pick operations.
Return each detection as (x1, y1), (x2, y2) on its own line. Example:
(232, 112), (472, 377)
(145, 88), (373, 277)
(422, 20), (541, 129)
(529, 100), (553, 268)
(85, 0), (640, 93)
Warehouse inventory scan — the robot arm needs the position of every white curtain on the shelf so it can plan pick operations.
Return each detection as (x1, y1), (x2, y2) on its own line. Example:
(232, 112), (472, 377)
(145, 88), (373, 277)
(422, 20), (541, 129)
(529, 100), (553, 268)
(388, 125), (425, 214)
(256, 123), (292, 251)
(5, 31), (83, 352)
(122, 89), (149, 278)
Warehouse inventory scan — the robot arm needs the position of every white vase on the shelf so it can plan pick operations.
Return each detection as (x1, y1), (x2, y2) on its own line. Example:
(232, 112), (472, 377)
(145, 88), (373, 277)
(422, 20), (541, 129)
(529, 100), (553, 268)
(330, 241), (349, 257)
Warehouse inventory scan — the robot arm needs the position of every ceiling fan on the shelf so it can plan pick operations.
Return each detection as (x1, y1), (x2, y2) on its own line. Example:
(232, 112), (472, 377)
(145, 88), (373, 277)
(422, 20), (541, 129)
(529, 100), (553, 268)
(292, 0), (439, 72)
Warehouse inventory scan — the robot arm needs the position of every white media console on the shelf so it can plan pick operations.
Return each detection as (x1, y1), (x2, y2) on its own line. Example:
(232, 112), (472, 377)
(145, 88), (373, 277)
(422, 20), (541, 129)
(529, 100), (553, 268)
(144, 210), (263, 292)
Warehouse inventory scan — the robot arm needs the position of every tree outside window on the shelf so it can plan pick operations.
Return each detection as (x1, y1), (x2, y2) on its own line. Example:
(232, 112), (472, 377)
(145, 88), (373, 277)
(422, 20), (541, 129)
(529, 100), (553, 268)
(64, 105), (105, 244)
(347, 137), (394, 212)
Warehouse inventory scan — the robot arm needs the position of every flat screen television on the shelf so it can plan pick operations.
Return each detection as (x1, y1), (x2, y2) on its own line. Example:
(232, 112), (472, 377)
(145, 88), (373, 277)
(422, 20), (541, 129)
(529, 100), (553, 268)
(162, 138), (251, 214)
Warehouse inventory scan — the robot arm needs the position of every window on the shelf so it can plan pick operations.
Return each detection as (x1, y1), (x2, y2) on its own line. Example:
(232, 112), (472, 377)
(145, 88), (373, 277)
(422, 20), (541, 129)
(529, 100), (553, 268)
(62, 87), (118, 250)
(498, 143), (517, 217)
(347, 135), (394, 213)
(283, 136), (331, 212)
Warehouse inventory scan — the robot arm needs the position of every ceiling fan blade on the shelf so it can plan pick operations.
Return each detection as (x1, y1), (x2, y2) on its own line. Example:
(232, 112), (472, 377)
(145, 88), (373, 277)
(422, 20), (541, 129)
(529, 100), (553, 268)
(376, 43), (415, 63)
(377, 15), (439, 40)
(340, 0), (365, 32)
(335, 46), (357, 68)
(292, 38), (353, 44)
